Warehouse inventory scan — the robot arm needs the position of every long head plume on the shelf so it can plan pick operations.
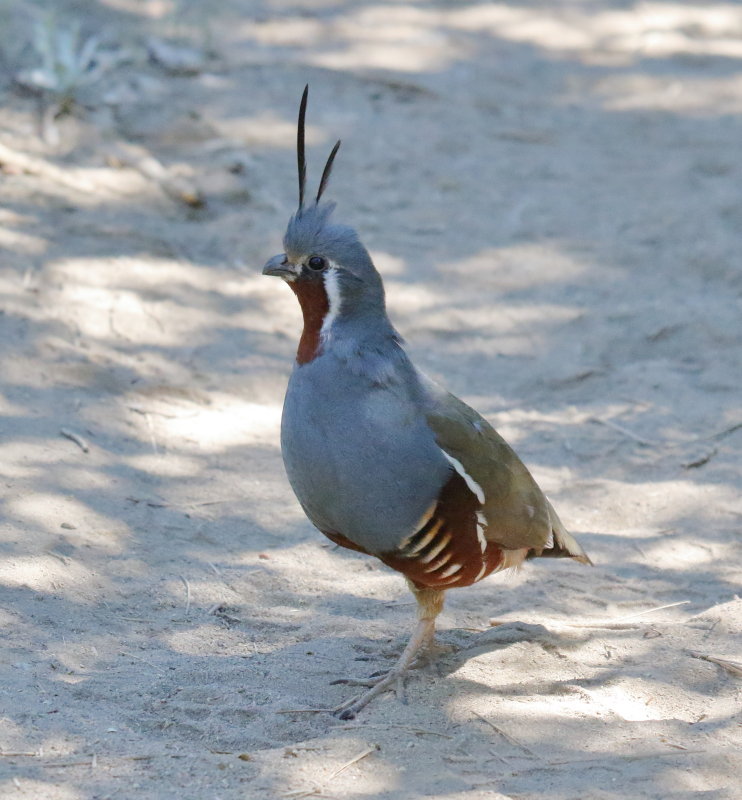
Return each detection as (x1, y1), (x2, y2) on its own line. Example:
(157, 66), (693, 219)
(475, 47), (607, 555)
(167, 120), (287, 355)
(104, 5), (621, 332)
(296, 85), (342, 213)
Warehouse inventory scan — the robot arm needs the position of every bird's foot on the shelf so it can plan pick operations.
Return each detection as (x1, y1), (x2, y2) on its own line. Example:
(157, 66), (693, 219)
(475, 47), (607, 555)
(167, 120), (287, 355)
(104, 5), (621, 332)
(332, 668), (408, 720)
(330, 616), (436, 719)
(329, 652), (429, 688)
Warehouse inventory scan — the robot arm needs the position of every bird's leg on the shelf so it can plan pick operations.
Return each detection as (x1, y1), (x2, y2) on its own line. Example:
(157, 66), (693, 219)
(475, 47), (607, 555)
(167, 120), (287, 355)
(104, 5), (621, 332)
(333, 586), (445, 720)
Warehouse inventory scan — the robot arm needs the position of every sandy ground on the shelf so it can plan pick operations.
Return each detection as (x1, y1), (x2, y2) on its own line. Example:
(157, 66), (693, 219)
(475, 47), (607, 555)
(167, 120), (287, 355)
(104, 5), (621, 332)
(1, 1), (741, 798)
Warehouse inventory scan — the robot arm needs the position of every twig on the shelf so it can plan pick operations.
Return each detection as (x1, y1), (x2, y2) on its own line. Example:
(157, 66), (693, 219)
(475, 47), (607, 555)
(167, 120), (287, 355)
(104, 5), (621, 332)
(707, 421), (742, 442)
(546, 749), (706, 766)
(275, 708), (335, 714)
(682, 449), (717, 469)
(337, 723), (453, 738)
(555, 622), (644, 630)
(327, 745), (379, 780)
(589, 417), (657, 446)
(688, 651), (742, 677)
(525, 601), (692, 631)
(60, 427), (89, 453)
(282, 745), (379, 798)
(0, 751), (37, 757)
(107, 143), (204, 208)
(180, 575), (191, 615)
(471, 711), (536, 756)
(611, 601), (690, 622)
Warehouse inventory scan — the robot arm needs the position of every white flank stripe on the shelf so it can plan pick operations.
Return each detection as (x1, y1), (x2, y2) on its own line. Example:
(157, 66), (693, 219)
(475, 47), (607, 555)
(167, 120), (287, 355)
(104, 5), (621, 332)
(437, 563), (463, 579)
(474, 562), (489, 582)
(418, 532), (451, 564)
(424, 552), (453, 572)
(442, 452), (485, 504)
(320, 266), (342, 337)
(403, 519), (444, 555)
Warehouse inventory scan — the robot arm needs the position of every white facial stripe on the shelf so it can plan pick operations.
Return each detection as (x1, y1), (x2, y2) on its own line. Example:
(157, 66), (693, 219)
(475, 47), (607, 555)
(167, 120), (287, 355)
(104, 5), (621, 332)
(476, 511), (488, 553)
(442, 452), (486, 505)
(320, 264), (342, 338)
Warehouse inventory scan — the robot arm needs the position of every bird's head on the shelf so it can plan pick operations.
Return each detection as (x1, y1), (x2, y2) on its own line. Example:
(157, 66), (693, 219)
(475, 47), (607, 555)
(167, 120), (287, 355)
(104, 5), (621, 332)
(262, 87), (388, 361)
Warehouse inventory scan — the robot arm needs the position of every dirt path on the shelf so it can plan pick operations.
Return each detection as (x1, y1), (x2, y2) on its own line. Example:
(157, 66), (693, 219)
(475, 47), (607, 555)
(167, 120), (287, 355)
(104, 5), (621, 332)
(1, 2), (740, 798)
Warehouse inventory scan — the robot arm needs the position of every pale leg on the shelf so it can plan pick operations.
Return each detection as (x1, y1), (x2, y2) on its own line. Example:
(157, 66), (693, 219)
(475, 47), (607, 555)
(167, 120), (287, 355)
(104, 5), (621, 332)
(333, 586), (445, 719)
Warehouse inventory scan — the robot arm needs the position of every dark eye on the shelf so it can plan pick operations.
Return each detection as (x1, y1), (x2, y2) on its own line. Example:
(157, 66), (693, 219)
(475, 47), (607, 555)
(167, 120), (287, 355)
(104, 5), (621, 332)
(307, 256), (326, 271)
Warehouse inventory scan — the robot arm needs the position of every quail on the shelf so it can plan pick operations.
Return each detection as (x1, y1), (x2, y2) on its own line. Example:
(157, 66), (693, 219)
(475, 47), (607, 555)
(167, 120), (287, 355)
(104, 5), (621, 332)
(262, 87), (591, 719)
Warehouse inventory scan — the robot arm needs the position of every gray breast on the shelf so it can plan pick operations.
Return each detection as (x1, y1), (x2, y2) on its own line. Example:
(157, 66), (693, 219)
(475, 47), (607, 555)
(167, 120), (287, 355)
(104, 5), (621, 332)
(280, 354), (451, 554)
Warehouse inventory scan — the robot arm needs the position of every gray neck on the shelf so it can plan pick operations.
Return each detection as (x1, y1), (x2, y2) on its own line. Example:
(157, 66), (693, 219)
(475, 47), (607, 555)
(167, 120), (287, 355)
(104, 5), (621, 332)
(323, 311), (406, 385)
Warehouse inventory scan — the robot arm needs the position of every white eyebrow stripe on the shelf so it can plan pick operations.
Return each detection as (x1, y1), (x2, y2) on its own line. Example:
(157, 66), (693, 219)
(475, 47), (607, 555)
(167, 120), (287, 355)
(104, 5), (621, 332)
(442, 452), (485, 505)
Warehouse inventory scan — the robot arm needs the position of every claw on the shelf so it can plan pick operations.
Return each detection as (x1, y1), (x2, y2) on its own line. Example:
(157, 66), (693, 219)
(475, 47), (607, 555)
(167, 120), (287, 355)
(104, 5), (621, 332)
(329, 677), (377, 687)
(330, 614), (438, 718)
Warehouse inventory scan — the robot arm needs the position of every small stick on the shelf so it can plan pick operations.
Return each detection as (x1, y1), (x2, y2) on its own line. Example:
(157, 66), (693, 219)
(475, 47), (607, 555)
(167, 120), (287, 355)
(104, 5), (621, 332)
(534, 601), (692, 630)
(611, 601), (689, 622)
(546, 749), (706, 766)
(707, 421), (742, 442)
(275, 708), (335, 714)
(471, 711), (536, 756)
(327, 744), (379, 781)
(180, 575), (192, 615)
(550, 622), (644, 630)
(283, 745), (380, 798)
(107, 143), (204, 208)
(489, 748), (511, 765)
(688, 651), (742, 677)
(60, 428), (89, 453)
(589, 417), (657, 446)
(0, 751), (37, 757)
(682, 449), (717, 469)
(337, 723), (453, 738)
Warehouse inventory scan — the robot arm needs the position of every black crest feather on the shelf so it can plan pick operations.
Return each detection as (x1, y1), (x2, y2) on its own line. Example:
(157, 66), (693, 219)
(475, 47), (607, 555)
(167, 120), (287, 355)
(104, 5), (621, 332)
(296, 86), (341, 211)
(316, 139), (341, 204)
(297, 84), (308, 210)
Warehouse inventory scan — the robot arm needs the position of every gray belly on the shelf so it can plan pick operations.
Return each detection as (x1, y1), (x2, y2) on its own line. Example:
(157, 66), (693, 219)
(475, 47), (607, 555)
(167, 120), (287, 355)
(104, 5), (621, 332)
(280, 360), (450, 554)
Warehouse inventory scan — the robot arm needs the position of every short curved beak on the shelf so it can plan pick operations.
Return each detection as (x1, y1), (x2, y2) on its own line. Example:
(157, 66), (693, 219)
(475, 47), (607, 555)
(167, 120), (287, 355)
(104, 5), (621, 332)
(262, 253), (296, 279)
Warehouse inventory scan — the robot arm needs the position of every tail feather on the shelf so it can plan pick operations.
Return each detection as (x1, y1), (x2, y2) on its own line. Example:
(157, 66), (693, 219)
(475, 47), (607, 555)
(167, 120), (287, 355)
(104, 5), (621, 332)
(529, 498), (593, 565)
